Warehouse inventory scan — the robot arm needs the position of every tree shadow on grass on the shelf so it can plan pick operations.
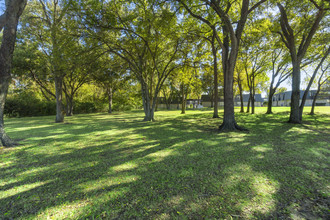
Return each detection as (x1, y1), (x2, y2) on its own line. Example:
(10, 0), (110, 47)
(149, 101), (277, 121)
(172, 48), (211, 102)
(0, 111), (329, 219)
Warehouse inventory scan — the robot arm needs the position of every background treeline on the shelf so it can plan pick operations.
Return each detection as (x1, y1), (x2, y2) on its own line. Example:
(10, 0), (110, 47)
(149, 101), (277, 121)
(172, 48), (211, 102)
(3, 0), (330, 121)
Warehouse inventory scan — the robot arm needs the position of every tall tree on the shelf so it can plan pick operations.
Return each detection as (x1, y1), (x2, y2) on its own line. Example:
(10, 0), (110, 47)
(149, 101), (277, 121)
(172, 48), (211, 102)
(12, 34), (56, 101)
(0, 0), (27, 147)
(23, 0), (73, 123)
(234, 60), (247, 113)
(210, 31), (220, 118)
(176, 0), (266, 131)
(266, 44), (291, 114)
(301, 46), (330, 113)
(80, 0), (183, 121)
(242, 47), (269, 114)
(310, 65), (329, 115)
(276, 0), (328, 123)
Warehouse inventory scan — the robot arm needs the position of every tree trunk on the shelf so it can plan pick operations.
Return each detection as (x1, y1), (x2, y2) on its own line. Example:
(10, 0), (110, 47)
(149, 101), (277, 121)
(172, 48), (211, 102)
(219, 31), (246, 131)
(63, 81), (74, 117)
(289, 62), (301, 123)
(141, 82), (155, 121)
(237, 76), (244, 113)
(66, 96), (74, 116)
(246, 96), (251, 113)
(107, 87), (113, 114)
(55, 77), (64, 122)
(0, 76), (14, 147)
(181, 83), (186, 114)
(240, 92), (244, 113)
(0, 0), (27, 147)
(310, 89), (320, 115)
(212, 34), (219, 118)
(251, 96), (255, 114)
(219, 56), (245, 131)
(266, 89), (275, 114)
(251, 86), (255, 114)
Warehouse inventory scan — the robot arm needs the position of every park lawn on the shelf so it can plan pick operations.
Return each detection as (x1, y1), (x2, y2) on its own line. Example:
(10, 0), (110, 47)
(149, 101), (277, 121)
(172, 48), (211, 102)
(0, 107), (329, 219)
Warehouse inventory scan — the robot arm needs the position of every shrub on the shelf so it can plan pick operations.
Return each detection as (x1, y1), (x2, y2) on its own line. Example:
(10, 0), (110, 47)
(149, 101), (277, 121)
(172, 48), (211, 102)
(74, 101), (97, 114)
(5, 97), (56, 117)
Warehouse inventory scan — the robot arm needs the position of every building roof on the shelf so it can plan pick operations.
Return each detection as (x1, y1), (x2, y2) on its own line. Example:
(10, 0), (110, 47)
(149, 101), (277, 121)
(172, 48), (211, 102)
(273, 90), (318, 101)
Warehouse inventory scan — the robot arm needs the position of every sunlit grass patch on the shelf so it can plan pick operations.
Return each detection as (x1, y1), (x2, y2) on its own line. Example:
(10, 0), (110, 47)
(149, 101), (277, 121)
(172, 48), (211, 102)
(1, 107), (329, 219)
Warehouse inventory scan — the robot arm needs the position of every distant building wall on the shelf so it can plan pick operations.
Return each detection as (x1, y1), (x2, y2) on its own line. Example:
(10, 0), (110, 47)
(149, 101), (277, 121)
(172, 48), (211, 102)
(157, 104), (182, 110)
(234, 102), (263, 107)
(202, 101), (224, 107)
(272, 90), (330, 107)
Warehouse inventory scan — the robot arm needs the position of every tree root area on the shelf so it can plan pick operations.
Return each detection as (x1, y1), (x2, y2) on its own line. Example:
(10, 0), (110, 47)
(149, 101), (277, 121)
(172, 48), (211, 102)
(218, 122), (249, 132)
(0, 133), (17, 147)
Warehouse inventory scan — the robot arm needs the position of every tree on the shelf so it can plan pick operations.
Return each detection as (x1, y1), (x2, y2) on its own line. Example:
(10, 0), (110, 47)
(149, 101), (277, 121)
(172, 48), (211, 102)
(301, 46), (329, 114)
(12, 34), (56, 101)
(310, 66), (329, 115)
(242, 44), (269, 114)
(239, 16), (271, 114)
(79, 0), (183, 121)
(201, 64), (214, 107)
(161, 77), (180, 110)
(0, 0), (27, 147)
(176, 0), (266, 131)
(276, 0), (328, 123)
(234, 60), (248, 113)
(266, 43), (291, 114)
(209, 31), (220, 118)
(23, 0), (73, 122)
(92, 55), (129, 114)
(62, 44), (98, 116)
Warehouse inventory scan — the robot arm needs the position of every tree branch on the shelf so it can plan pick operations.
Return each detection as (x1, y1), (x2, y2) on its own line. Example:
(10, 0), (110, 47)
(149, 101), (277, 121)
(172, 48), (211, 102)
(248, 0), (267, 14)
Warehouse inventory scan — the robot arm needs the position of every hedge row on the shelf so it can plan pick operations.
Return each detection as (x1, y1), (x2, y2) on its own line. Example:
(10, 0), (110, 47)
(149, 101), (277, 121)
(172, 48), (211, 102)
(4, 98), (99, 117)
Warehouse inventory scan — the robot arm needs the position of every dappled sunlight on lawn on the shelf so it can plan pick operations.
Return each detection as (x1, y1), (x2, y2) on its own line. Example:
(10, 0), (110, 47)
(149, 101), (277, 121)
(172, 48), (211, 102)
(1, 108), (329, 219)
(145, 148), (177, 162)
(112, 162), (139, 172)
(222, 164), (279, 217)
(9, 124), (54, 132)
(0, 181), (51, 200)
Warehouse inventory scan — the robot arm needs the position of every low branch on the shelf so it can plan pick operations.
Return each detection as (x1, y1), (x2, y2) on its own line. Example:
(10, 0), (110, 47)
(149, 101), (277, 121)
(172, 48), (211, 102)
(248, 0), (267, 14)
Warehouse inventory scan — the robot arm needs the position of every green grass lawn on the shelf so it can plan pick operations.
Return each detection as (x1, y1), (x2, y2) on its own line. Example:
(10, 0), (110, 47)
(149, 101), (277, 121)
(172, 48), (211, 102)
(1, 107), (329, 219)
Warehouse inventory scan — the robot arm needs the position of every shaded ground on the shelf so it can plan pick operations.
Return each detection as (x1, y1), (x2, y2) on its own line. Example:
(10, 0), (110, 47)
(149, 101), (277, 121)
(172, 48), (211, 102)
(0, 107), (329, 219)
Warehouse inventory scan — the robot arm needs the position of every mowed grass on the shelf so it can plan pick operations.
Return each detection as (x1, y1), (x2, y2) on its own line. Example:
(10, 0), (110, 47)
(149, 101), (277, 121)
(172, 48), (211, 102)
(0, 107), (329, 219)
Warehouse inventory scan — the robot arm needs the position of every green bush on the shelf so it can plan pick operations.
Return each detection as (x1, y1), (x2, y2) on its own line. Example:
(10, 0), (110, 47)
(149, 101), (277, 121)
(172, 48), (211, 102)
(4, 89), (138, 117)
(5, 98), (100, 117)
(5, 97), (56, 117)
(74, 101), (97, 114)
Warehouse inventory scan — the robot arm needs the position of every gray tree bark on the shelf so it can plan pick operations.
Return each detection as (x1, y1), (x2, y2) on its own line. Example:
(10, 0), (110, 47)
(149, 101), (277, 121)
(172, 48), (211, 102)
(266, 89), (275, 114)
(107, 87), (113, 114)
(211, 32), (219, 118)
(55, 76), (64, 122)
(0, 0), (27, 147)
(237, 73), (244, 113)
(310, 89), (320, 115)
(181, 83), (186, 114)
